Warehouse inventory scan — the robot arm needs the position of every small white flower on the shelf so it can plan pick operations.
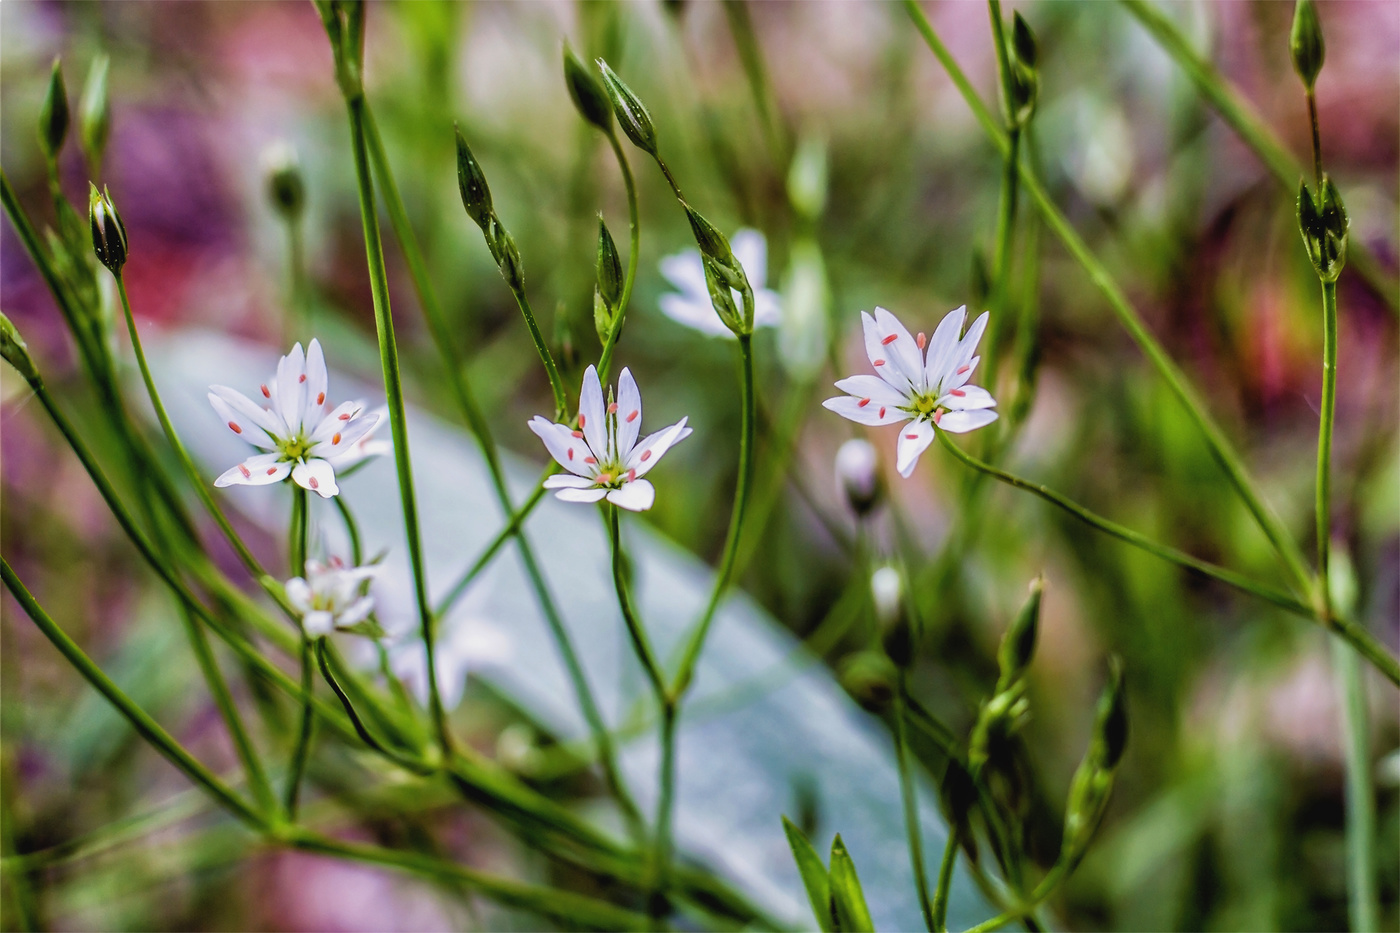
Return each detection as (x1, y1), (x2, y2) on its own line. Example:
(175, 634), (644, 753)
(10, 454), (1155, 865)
(285, 557), (378, 637)
(658, 228), (781, 338)
(528, 365), (691, 512)
(823, 306), (998, 478)
(209, 338), (383, 498)
(834, 437), (881, 515)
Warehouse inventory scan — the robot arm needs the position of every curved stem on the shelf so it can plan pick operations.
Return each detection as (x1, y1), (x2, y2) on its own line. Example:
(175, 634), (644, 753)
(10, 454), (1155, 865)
(930, 828), (960, 932)
(333, 494), (363, 567)
(597, 128), (640, 383)
(607, 507), (668, 701)
(896, 676), (936, 931)
(315, 638), (433, 774)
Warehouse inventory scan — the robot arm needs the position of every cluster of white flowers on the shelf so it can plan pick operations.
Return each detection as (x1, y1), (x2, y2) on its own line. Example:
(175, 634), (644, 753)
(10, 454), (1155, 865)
(285, 557), (377, 637)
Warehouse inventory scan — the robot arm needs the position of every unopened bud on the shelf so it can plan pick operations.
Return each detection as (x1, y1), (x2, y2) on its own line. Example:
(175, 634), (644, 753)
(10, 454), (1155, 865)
(563, 44), (612, 132)
(787, 132), (828, 222)
(835, 438), (881, 516)
(995, 576), (1042, 691)
(1297, 175), (1348, 282)
(0, 313), (40, 384)
(38, 58), (70, 163)
(454, 126), (493, 230)
(702, 256), (742, 333)
(88, 183), (128, 275)
(1095, 657), (1128, 770)
(594, 288), (611, 347)
(263, 142), (306, 221)
(871, 565), (913, 666)
(682, 203), (733, 264)
(596, 59), (658, 156)
(1290, 0), (1325, 90)
(596, 214), (623, 309)
(79, 54), (111, 173)
(496, 230), (525, 292)
(1008, 12), (1039, 126)
(839, 650), (896, 714)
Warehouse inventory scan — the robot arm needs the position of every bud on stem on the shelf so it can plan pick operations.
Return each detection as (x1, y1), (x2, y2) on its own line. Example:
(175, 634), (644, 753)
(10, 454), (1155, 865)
(0, 313), (40, 385)
(454, 126), (494, 231)
(1297, 174), (1349, 282)
(79, 54), (111, 174)
(1290, 0), (1325, 91)
(563, 44), (613, 132)
(596, 59), (658, 156)
(38, 57), (70, 164)
(596, 214), (623, 309)
(263, 142), (306, 221)
(88, 183), (128, 275)
(995, 576), (1043, 692)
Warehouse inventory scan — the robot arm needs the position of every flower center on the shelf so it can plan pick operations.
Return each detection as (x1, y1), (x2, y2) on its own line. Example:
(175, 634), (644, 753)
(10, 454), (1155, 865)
(910, 393), (939, 417)
(278, 433), (313, 462)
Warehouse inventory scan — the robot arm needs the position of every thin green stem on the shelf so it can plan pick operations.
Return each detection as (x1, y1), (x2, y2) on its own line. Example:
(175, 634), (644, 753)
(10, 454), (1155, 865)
(342, 95), (451, 753)
(654, 702), (678, 917)
(333, 494), (363, 566)
(896, 677), (936, 931)
(904, 0), (1316, 599)
(1306, 91), (1323, 190)
(721, 0), (785, 162)
(510, 284), (570, 420)
(1332, 639), (1379, 932)
(284, 488), (314, 819)
(931, 827), (960, 932)
(1316, 280), (1337, 620)
(1114, 0), (1397, 313)
(607, 507), (668, 701)
(987, 0), (1015, 119)
(435, 480), (549, 618)
(985, 124), (1021, 391)
(315, 638), (433, 774)
(597, 127), (641, 383)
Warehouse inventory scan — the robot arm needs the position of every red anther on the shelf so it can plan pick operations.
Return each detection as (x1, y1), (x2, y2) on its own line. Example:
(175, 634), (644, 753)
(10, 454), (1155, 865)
(641, 450), (652, 461)
(626, 410), (638, 423)
(873, 359), (886, 366)
(228, 421), (242, 434)
(956, 364), (970, 375)
(339, 412), (351, 421)
(261, 384), (271, 398)
(878, 407), (887, 418)
(298, 374), (307, 383)
(858, 398), (871, 408)
(607, 402), (618, 414)
(572, 430), (584, 438)
(881, 333), (899, 345)
(332, 433), (342, 445)
(568, 449), (575, 460)
(597, 473), (611, 484)
(266, 467), (277, 475)
(949, 388), (966, 397)
(316, 392), (325, 405)
(238, 464), (251, 478)
(933, 409), (943, 424)
(627, 469), (636, 482)
(578, 414), (587, 427)
(309, 477), (319, 489)
(917, 332), (927, 349)
(584, 456), (597, 465)
(905, 433), (919, 439)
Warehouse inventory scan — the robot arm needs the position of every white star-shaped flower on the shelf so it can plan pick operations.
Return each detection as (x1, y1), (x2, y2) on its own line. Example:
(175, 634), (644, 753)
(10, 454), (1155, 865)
(823, 306), (998, 478)
(659, 228), (781, 338)
(209, 339), (383, 498)
(285, 557), (378, 637)
(528, 365), (691, 512)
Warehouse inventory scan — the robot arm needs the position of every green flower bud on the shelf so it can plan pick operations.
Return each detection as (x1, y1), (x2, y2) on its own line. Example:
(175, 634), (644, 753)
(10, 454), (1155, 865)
(263, 142), (306, 221)
(79, 54), (111, 173)
(1008, 13), (1039, 127)
(454, 125), (493, 231)
(593, 287), (612, 347)
(38, 57), (70, 163)
(786, 132), (828, 222)
(701, 256), (742, 333)
(1060, 749), (1114, 869)
(563, 44), (612, 132)
(838, 650), (896, 714)
(0, 313), (40, 385)
(1011, 11), (1038, 69)
(1290, 0), (1325, 90)
(938, 758), (978, 849)
(88, 183), (128, 275)
(1297, 175), (1349, 282)
(1095, 657), (1128, 770)
(596, 59), (658, 156)
(968, 684), (1029, 774)
(995, 576), (1043, 691)
(595, 214), (623, 309)
(682, 202), (733, 264)
(496, 230), (525, 293)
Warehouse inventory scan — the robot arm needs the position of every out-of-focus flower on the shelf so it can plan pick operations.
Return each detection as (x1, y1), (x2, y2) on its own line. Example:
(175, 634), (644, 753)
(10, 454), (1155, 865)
(529, 365), (690, 512)
(823, 306), (997, 478)
(285, 557), (377, 637)
(210, 338), (382, 498)
(834, 438), (881, 516)
(263, 141), (306, 221)
(659, 229), (781, 338)
(389, 582), (511, 711)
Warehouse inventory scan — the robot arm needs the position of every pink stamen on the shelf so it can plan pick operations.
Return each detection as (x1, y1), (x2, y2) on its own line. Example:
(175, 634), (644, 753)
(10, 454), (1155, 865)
(228, 421), (242, 434)
(238, 464), (251, 478)
(933, 409), (943, 424)
(949, 388), (966, 397)
(584, 456), (597, 465)
(298, 374), (306, 383)
(261, 384), (271, 398)
(567, 449), (575, 460)
(905, 433), (919, 439)
(309, 477), (319, 489)
(627, 469), (636, 482)
(881, 333), (899, 345)
(332, 433), (342, 445)
(607, 402), (618, 414)
(917, 332), (927, 349)
(578, 414), (586, 428)
(641, 450), (652, 462)
(316, 392), (325, 405)
(879, 407), (887, 418)
(956, 364), (970, 375)
(572, 430), (584, 438)
(339, 413), (351, 421)
(596, 472), (611, 484)
(626, 410), (638, 423)
(267, 467), (277, 475)
(857, 398), (870, 408)
(873, 359), (886, 367)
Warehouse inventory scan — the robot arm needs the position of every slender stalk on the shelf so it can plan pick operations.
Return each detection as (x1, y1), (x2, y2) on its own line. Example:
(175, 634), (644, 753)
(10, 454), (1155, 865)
(1316, 280), (1338, 619)
(315, 639), (433, 774)
(607, 507), (668, 702)
(509, 284), (570, 420)
(1115, 0), (1397, 314)
(904, 0), (1316, 599)
(932, 430), (1399, 684)
(435, 480), (549, 617)
(333, 494), (363, 566)
(721, 0), (785, 161)
(895, 677), (936, 931)
(284, 488), (315, 819)
(597, 128), (641, 382)
(1332, 640), (1379, 932)
(654, 702), (678, 915)
(1306, 91), (1323, 190)
(930, 828), (960, 932)
(342, 96), (451, 752)
(985, 0), (1024, 395)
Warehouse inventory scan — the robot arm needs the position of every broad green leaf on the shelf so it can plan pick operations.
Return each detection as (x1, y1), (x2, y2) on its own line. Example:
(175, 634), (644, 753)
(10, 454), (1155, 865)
(782, 815), (833, 932)
(829, 834), (875, 933)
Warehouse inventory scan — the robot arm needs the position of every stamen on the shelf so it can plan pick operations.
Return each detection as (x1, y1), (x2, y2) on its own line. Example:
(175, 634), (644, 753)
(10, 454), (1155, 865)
(332, 433), (342, 445)
(857, 398), (870, 408)
(308, 477), (319, 489)
(905, 433), (919, 439)
(607, 402), (618, 414)
(956, 364), (970, 375)
(339, 412), (351, 421)
(267, 467), (277, 475)
(228, 421), (243, 434)
(578, 414), (586, 428)
(626, 410), (638, 423)
(933, 409), (943, 424)
(641, 450), (652, 462)
(878, 407), (886, 418)
(238, 463), (251, 478)
(572, 430), (584, 438)
(873, 359), (886, 366)
(584, 456), (597, 465)
(627, 469), (636, 482)
(917, 332), (927, 349)
(567, 449), (574, 460)
(298, 374), (307, 383)
(949, 388), (966, 397)
(881, 333), (899, 345)
(316, 392), (325, 405)
(596, 472), (611, 484)
(261, 384), (271, 398)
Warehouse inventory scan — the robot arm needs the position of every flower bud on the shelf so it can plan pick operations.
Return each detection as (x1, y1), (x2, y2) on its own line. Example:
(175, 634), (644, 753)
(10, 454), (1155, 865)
(496, 230), (525, 293)
(1297, 175), (1349, 282)
(786, 132), (828, 222)
(838, 650), (896, 714)
(1290, 0), (1325, 90)
(834, 438), (881, 516)
(871, 565), (914, 667)
(563, 44), (612, 132)
(682, 202), (734, 265)
(88, 183), (128, 275)
(596, 59), (658, 156)
(1060, 749), (1114, 869)
(593, 287), (611, 347)
(702, 256), (742, 333)
(938, 758), (979, 848)
(79, 54), (111, 173)
(995, 576), (1042, 691)
(38, 57), (70, 163)
(968, 684), (1029, 774)
(262, 141), (306, 221)
(0, 313), (40, 385)
(596, 214), (623, 309)
(454, 125), (493, 231)
(1095, 656), (1128, 770)
(1008, 12), (1039, 126)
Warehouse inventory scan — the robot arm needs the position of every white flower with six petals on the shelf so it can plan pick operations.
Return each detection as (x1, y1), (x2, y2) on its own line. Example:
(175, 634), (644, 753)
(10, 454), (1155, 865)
(823, 306), (997, 478)
(528, 365), (691, 512)
(285, 557), (377, 637)
(658, 228), (781, 338)
(210, 339), (383, 498)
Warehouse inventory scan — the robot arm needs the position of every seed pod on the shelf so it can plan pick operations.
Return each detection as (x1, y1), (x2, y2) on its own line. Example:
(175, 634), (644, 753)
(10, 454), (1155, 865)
(1008, 12), (1039, 126)
(79, 54), (110, 172)
(496, 230), (525, 292)
(454, 125), (493, 231)
(563, 44), (612, 132)
(596, 59), (657, 156)
(38, 58), (70, 163)
(0, 313), (40, 385)
(1297, 175), (1349, 282)
(702, 255), (743, 334)
(88, 183), (128, 275)
(596, 214), (623, 309)
(834, 438), (881, 516)
(1290, 0), (1325, 90)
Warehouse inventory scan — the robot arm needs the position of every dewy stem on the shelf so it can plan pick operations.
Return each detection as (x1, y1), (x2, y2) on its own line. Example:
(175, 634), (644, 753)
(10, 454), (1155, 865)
(341, 95), (451, 753)
(895, 676), (936, 932)
(284, 487), (315, 819)
(933, 430), (1400, 685)
(1315, 280), (1338, 620)
(904, 0), (1316, 600)
(597, 127), (641, 383)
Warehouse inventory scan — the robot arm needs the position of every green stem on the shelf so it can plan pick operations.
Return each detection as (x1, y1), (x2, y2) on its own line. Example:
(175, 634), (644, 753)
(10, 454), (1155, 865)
(654, 702), (678, 916)
(1306, 90), (1323, 190)
(904, 0), (1316, 599)
(1316, 280), (1337, 619)
(721, 0), (785, 161)
(985, 125), (1021, 391)
(1, 557), (266, 830)
(1332, 639), (1379, 932)
(1115, 0), (1397, 314)
(931, 827), (960, 932)
(896, 677), (936, 931)
(333, 494), (363, 566)
(284, 488), (314, 819)
(510, 283), (570, 420)
(933, 430), (1400, 686)
(607, 507), (668, 701)
(342, 95), (451, 752)
(672, 333), (756, 695)
(435, 480), (549, 618)
(597, 127), (641, 383)
(315, 639), (433, 774)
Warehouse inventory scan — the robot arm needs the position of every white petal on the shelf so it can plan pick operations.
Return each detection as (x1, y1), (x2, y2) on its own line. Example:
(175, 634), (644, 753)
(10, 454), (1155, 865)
(284, 577), (313, 613)
(578, 365), (608, 458)
(336, 595), (375, 628)
(659, 293), (733, 338)
(312, 411), (380, 460)
(607, 479), (655, 511)
(303, 338), (329, 427)
(304, 610), (335, 637)
(616, 367), (642, 458)
(924, 305), (967, 389)
(209, 385), (284, 438)
(310, 400), (366, 442)
(626, 417), (691, 477)
(543, 474), (597, 489)
(896, 419), (935, 478)
(872, 307), (925, 391)
(860, 311), (913, 394)
(554, 487), (608, 504)
(275, 342), (308, 434)
(292, 458), (340, 498)
(209, 393), (276, 450)
(214, 452), (292, 487)
(658, 249), (708, 297)
(752, 288), (783, 329)
(942, 355), (980, 393)
(954, 311), (990, 373)
(731, 228), (768, 289)
(937, 384), (997, 411)
(821, 395), (909, 427)
(528, 416), (594, 477)
(938, 409), (998, 433)
(833, 375), (908, 406)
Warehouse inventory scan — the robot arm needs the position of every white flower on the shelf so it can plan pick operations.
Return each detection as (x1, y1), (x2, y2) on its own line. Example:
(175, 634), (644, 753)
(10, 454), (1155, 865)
(209, 339), (383, 498)
(823, 306), (998, 478)
(528, 365), (691, 512)
(285, 557), (377, 637)
(658, 228), (781, 338)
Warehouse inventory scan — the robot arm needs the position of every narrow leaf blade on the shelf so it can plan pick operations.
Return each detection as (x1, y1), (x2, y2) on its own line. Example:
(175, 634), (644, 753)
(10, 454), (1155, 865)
(782, 816), (834, 933)
(829, 834), (876, 932)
